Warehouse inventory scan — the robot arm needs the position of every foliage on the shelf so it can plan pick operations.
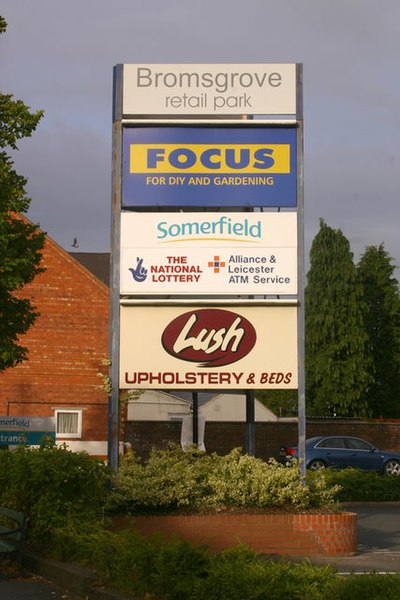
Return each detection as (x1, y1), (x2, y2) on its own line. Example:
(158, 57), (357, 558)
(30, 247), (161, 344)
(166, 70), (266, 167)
(357, 244), (400, 417)
(327, 572), (400, 600)
(192, 547), (336, 600)
(0, 18), (45, 371)
(109, 445), (339, 513)
(314, 467), (400, 502)
(39, 524), (400, 599)
(0, 444), (110, 547)
(256, 389), (298, 417)
(0, 439), (397, 599)
(305, 219), (373, 417)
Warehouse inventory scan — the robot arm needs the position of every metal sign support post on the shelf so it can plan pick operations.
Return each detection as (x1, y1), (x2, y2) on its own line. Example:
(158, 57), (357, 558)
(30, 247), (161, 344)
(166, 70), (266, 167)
(108, 111), (122, 471)
(192, 392), (199, 446)
(245, 390), (255, 456)
(296, 64), (306, 480)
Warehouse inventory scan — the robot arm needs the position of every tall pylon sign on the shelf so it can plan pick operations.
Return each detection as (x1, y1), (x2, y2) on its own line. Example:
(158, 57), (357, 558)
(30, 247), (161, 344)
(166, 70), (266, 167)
(109, 64), (304, 470)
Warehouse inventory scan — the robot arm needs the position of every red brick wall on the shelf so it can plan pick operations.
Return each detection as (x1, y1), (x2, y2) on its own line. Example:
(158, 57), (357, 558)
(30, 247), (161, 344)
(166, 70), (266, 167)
(115, 512), (357, 556)
(0, 234), (109, 442)
(125, 419), (400, 460)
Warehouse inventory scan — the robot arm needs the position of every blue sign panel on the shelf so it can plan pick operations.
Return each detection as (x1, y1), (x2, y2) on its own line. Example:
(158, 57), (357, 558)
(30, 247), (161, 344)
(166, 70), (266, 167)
(0, 431), (55, 446)
(122, 127), (297, 207)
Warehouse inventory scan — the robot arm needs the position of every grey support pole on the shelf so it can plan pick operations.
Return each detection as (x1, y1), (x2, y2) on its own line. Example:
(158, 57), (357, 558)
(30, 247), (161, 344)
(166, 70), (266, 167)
(245, 390), (255, 456)
(296, 64), (306, 480)
(192, 392), (198, 446)
(108, 66), (123, 471)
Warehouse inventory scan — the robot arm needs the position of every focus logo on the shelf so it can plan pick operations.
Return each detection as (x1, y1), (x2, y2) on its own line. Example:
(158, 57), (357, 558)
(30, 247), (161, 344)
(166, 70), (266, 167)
(130, 143), (290, 174)
(161, 308), (257, 367)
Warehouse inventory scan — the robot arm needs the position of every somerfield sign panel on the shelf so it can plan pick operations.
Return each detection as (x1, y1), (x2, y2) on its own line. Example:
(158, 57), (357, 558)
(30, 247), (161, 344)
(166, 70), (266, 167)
(0, 416), (55, 445)
(121, 64), (297, 116)
(119, 305), (298, 390)
(120, 212), (297, 295)
(122, 126), (297, 207)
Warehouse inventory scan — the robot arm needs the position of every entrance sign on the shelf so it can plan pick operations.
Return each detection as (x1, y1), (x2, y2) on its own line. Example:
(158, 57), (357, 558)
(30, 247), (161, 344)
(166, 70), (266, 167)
(119, 305), (298, 390)
(122, 126), (297, 207)
(121, 64), (297, 116)
(0, 416), (55, 446)
(120, 212), (297, 295)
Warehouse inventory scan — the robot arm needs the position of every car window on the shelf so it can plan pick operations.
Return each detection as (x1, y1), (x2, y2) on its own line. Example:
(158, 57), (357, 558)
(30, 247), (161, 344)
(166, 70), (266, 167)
(345, 438), (373, 451)
(315, 437), (346, 449)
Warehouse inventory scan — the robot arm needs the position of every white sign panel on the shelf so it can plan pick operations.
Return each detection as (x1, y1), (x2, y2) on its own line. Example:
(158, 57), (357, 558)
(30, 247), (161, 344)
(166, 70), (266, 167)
(0, 416), (55, 431)
(119, 305), (298, 389)
(122, 64), (297, 116)
(121, 212), (297, 296)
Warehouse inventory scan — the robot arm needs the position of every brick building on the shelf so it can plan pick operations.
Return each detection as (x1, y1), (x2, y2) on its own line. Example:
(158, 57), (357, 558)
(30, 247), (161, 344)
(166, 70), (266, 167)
(0, 230), (110, 457)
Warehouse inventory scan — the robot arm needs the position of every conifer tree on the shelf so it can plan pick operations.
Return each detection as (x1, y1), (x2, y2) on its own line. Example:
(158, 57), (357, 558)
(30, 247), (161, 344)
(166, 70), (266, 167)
(305, 220), (372, 417)
(0, 17), (45, 371)
(357, 244), (400, 417)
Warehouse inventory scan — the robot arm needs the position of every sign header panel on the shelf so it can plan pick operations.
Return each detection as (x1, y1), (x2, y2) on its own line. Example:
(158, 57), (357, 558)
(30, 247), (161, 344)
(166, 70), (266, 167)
(122, 64), (297, 116)
(120, 212), (298, 295)
(0, 416), (55, 431)
(119, 305), (298, 389)
(122, 127), (297, 207)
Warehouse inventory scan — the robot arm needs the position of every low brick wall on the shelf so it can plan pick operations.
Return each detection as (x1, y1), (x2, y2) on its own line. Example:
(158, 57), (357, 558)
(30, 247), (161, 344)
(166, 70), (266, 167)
(114, 512), (357, 556)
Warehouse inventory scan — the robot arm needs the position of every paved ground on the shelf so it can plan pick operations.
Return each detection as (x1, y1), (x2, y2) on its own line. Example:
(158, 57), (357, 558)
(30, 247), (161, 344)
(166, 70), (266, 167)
(0, 570), (82, 600)
(292, 503), (400, 574)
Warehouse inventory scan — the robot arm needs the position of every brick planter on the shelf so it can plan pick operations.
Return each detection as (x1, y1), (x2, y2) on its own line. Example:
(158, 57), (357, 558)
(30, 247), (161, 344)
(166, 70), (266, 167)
(113, 511), (357, 556)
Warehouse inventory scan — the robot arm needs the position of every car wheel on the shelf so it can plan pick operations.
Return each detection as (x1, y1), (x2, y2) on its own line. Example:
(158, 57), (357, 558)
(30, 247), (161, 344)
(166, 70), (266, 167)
(307, 459), (327, 471)
(383, 459), (400, 476)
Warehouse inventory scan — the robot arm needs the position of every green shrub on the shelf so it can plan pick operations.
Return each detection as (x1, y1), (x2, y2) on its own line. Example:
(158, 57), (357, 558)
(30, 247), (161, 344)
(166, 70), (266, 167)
(42, 525), (400, 600)
(312, 468), (400, 502)
(192, 548), (336, 600)
(51, 527), (336, 600)
(110, 445), (340, 513)
(110, 444), (218, 512)
(327, 572), (400, 600)
(0, 444), (110, 547)
(82, 528), (211, 598)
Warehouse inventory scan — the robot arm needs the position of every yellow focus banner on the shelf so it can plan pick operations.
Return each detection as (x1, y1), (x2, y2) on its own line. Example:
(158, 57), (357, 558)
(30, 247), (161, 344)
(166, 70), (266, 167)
(130, 144), (291, 174)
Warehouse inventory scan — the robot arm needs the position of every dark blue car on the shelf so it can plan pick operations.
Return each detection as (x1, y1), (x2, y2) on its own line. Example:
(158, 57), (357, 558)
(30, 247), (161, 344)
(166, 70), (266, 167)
(283, 435), (400, 475)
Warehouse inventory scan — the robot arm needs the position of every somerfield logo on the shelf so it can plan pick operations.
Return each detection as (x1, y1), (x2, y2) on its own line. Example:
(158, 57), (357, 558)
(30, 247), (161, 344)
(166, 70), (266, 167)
(161, 308), (257, 367)
(156, 215), (262, 242)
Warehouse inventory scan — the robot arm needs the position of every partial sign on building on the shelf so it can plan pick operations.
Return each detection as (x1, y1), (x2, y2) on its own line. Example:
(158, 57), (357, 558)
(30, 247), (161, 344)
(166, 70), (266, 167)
(120, 64), (297, 116)
(0, 416), (55, 446)
(120, 212), (297, 295)
(119, 305), (298, 390)
(122, 126), (297, 207)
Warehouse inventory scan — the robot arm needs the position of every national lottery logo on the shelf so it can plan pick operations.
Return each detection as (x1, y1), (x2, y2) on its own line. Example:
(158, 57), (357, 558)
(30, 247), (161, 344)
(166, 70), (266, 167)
(129, 257), (148, 282)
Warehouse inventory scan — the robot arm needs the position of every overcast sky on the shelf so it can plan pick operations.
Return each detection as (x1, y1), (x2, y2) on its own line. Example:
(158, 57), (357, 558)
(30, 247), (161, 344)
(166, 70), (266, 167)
(2, 0), (400, 274)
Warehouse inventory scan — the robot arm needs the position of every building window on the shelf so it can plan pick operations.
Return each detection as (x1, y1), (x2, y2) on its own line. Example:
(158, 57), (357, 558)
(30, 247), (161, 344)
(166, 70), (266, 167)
(55, 410), (82, 438)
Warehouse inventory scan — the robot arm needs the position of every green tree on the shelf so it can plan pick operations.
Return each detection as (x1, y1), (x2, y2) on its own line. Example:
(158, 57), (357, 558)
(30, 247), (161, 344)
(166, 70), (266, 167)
(357, 244), (400, 417)
(305, 220), (372, 417)
(0, 17), (45, 371)
(256, 390), (298, 418)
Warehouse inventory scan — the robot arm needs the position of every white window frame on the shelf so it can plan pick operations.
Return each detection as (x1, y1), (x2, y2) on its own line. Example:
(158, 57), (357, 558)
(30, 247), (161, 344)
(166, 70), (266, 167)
(55, 409), (83, 439)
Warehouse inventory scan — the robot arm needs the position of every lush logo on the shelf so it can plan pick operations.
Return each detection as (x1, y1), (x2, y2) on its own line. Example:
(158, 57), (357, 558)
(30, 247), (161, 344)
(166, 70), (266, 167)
(161, 308), (257, 367)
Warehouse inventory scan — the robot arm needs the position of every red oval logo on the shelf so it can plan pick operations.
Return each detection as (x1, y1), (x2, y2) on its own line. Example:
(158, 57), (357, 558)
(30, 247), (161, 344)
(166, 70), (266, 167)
(161, 308), (257, 367)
